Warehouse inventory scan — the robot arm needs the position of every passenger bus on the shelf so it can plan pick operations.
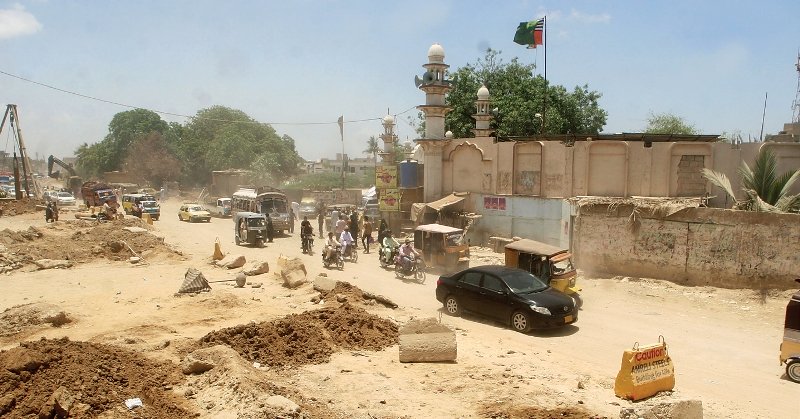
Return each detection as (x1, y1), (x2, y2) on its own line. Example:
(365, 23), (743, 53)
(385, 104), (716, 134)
(231, 186), (291, 234)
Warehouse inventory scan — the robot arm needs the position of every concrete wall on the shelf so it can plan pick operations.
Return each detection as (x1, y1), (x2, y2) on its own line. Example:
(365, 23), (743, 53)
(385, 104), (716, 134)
(467, 194), (570, 248)
(573, 205), (800, 289)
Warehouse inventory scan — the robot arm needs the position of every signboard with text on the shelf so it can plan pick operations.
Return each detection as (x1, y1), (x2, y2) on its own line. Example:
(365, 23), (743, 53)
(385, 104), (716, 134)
(379, 188), (400, 211)
(376, 165), (398, 189)
(614, 338), (675, 401)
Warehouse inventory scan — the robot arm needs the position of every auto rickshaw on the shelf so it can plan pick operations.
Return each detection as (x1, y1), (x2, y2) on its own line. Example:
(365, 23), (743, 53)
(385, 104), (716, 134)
(504, 238), (582, 308)
(780, 278), (800, 383)
(234, 212), (267, 247)
(413, 223), (469, 272)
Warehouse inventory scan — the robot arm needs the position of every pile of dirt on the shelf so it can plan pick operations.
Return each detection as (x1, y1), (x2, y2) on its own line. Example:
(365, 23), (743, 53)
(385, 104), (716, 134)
(480, 402), (607, 419)
(319, 281), (369, 303)
(0, 303), (71, 340)
(197, 303), (398, 367)
(0, 337), (195, 418)
(0, 218), (181, 272)
(0, 198), (40, 217)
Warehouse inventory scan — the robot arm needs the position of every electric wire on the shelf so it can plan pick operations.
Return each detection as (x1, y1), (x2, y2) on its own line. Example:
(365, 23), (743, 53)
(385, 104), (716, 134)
(0, 69), (419, 128)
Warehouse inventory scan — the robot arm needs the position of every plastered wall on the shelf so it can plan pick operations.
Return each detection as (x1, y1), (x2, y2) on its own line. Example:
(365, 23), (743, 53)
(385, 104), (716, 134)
(573, 205), (800, 289)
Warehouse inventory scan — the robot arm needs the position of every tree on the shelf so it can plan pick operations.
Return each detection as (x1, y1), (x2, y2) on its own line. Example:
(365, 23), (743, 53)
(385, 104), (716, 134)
(76, 109), (169, 176)
(443, 49), (607, 138)
(702, 149), (800, 212)
(122, 132), (181, 187)
(363, 136), (380, 165)
(644, 112), (697, 135)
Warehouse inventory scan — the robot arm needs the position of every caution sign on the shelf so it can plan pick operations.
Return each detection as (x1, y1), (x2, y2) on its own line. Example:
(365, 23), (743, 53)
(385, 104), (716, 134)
(614, 336), (675, 401)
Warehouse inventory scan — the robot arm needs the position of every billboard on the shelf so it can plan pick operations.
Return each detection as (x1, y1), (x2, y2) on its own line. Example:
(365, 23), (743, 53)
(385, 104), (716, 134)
(379, 188), (400, 211)
(376, 165), (398, 188)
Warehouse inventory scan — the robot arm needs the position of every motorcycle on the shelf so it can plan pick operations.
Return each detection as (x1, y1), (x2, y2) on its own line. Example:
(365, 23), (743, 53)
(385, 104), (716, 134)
(379, 245), (398, 268)
(341, 242), (358, 262)
(322, 245), (344, 270)
(395, 255), (426, 283)
(301, 233), (314, 254)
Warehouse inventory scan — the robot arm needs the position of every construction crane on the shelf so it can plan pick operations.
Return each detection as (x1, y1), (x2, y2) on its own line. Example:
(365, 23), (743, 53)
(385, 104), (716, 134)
(47, 155), (82, 196)
(0, 105), (39, 199)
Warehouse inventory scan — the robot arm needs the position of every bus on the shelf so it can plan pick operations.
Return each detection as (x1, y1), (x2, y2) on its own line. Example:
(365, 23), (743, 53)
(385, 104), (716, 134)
(231, 186), (291, 233)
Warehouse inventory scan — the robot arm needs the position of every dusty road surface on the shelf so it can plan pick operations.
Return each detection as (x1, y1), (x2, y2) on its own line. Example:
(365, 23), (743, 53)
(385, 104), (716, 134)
(0, 197), (796, 418)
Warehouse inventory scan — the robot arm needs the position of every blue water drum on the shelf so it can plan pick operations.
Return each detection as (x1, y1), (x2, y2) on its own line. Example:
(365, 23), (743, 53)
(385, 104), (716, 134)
(399, 160), (418, 188)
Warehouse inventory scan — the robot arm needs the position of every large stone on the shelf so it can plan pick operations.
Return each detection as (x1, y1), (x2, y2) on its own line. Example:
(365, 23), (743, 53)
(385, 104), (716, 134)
(619, 399), (703, 419)
(181, 354), (215, 375)
(243, 261), (270, 276)
(122, 226), (148, 233)
(398, 318), (457, 363)
(216, 254), (246, 269)
(277, 256), (307, 288)
(313, 275), (337, 293)
(265, 395), (299, 415)
(33, 259), (73, 270)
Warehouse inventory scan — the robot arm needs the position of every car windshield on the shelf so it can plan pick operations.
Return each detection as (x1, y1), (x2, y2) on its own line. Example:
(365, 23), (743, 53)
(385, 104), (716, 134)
(57, 192), (73, 198)
(502, 270), (549, 294)
(553, 258), (574, 273)
(141, 201), (158, 208)
(189, 206), (203, 211)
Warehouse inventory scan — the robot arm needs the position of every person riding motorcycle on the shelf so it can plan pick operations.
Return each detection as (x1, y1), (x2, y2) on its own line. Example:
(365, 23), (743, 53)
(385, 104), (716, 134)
(339, 226), (355, 258)
(398, 239), (420, 272)
(324, 232), (340, 261)
(300, 216), (314, 252)
(381, 230), (400, 265)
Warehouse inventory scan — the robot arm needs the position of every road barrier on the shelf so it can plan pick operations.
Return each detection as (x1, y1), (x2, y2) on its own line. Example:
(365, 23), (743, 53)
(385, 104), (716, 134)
(615, 336), (675, 401)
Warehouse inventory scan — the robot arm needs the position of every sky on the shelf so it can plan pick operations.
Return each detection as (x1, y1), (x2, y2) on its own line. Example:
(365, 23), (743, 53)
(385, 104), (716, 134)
(1, 0), (799, 163)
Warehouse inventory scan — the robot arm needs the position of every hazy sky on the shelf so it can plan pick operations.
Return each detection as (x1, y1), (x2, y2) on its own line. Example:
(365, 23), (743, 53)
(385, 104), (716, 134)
(1, 0), (798, 162)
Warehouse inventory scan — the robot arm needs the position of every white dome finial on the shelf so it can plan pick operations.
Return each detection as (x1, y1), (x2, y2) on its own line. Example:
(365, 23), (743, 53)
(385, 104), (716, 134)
(427, 43), (445, 64)
(477, 84), (489, 100)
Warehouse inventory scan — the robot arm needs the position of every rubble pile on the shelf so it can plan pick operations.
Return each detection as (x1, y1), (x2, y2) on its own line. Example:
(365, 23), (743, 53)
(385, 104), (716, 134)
(198, 303), (398, 367)
(0, 337), (195, 417)
(0, 198), (40, 217)
(0, 219), (181, 272)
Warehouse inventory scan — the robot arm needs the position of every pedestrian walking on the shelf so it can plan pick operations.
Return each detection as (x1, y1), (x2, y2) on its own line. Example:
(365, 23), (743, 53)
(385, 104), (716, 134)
(317, 210), (324, 239)
(362, 215), (373, 253)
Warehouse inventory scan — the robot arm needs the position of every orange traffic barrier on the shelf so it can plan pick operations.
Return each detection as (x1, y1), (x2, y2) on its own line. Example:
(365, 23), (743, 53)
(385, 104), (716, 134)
(614, 336), (675, 401)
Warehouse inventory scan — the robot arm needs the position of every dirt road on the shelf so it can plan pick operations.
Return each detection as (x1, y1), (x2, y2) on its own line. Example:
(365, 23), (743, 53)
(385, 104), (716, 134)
(0, 198), (796, 418)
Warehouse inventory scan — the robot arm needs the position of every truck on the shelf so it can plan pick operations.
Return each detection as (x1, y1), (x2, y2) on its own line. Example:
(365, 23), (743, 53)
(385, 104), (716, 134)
(81, 181), (118, 209)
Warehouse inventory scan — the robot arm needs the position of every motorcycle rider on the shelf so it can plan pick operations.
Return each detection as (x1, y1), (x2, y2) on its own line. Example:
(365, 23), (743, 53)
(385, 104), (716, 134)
(300, 216), (314, 252)
(398, 238), (420, 272)
(324, 231), (340, 262)
(381, 230), (400, 265)
(339, 226), (355, 258)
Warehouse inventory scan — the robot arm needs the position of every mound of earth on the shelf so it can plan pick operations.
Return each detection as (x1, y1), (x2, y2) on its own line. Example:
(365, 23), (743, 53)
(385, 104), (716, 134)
(198, 303), (398, 367)
(480, 402), (607, 419)
(0, 303), (71, 339)
(0, 219), (181, 272)
(0, 198), (40, 217)
(0, 337), (195, 418)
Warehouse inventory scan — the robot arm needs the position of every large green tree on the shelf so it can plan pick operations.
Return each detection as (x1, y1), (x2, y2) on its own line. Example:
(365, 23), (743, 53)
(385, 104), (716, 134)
(644, 112), (698, 135)
(76, 109), (169, 176)
(444, 49), (607, 138)
(168, 106), (302, 186)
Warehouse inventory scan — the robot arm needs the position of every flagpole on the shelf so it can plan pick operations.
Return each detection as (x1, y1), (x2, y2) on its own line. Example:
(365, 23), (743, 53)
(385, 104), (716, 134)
(542, 15), (547, 135)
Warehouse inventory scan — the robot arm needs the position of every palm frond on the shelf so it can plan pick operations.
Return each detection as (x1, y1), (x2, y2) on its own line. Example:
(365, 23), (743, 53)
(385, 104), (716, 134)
(775, 168), (800, 202)
(775, 194), (800, 213)
(701, 168), (738, 206)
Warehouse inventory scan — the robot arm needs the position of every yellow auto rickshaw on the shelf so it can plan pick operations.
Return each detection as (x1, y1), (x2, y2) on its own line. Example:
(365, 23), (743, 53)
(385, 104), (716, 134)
(780, 279), (800, 383)
(504, 238), (582, 308)
(413, 223), (470, 272)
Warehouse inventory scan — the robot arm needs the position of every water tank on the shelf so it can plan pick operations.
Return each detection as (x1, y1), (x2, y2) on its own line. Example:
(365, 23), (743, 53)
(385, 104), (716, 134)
(399, 160), (418, 188)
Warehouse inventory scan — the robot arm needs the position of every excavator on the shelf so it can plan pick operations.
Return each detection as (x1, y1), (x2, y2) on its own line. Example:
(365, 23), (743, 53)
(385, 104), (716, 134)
(47, 155), (82, 196)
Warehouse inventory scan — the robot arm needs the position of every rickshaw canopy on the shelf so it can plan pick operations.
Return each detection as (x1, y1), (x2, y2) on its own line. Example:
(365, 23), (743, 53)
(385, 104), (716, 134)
(504, 238), (568, 258)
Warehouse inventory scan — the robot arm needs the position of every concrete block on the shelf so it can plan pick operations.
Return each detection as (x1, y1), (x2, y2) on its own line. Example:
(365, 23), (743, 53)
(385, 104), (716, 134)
(619, 398), (703, 419)
(216, 254), (246, 269)
(313, 275), (337, 293)
(398, 318), (457, 363)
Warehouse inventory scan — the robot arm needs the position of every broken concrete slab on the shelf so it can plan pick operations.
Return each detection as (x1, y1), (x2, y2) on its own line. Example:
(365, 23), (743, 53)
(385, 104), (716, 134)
(216, 254), (246, 269)
(620, 398), (703, 419)
(398, 318), (457, 363)
(312, 275), (337, 293)
(122, 226), (148, 233)
(243, 261), (270, 276)
(181, 354), (215, 375)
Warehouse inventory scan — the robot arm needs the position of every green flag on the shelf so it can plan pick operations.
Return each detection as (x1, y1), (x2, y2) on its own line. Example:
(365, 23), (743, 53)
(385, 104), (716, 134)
(513, 19), (544, 48)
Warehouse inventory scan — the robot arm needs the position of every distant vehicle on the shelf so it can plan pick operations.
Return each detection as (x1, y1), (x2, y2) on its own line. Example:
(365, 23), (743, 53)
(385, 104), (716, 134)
(54, 191), (76, 206)
(208, 198), (232, 218)
(234, 211), (267, 247)
(435, 265), (578, 333)
(231, 186), (290, 233)
(121, 194), (158, 214)
(178, 204), (211, 223)
(298, 198), (317, 220)
(81, 181), (117, 208)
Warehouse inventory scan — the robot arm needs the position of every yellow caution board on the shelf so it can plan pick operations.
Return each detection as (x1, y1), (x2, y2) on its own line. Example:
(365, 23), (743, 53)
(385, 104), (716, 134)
(614, 336), (675, 401)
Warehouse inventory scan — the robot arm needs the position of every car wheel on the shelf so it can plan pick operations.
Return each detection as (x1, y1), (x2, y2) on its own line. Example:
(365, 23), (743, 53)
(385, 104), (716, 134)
(352, 250), (358, 263)
(337, 259), (344, 270)
(178, 214), (182, 221)
(788, 359), (800, 383)
(395, 263), (403, 279)
(153, 216), (159, 221)
(444, 295), (461, 316)
(235, 235), (240, 245)
(511, 311), (532, 333)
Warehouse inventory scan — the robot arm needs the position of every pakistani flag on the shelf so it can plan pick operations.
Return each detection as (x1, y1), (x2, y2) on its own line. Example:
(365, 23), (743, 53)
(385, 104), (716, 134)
(513, 18), (544, 48)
